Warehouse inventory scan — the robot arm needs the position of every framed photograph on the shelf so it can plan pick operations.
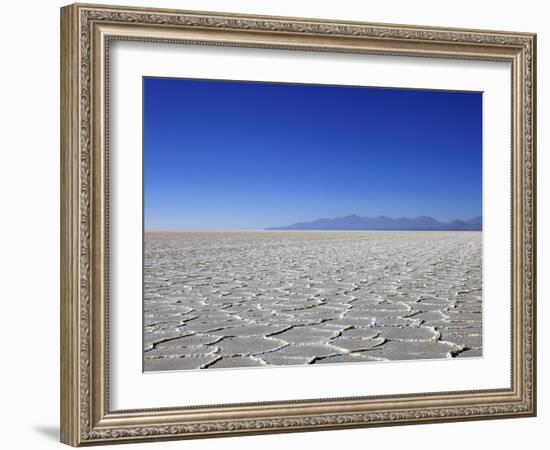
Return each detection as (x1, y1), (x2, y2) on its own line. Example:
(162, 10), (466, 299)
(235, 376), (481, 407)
(60, 3), (537, 446)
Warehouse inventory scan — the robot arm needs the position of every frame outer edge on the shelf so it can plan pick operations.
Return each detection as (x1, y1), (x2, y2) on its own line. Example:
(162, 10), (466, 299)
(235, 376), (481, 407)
(528, 33), (536, 416)
(61, 2), (537, 445)
(533, 33), (537, 416)
(61, 4), (81, 447)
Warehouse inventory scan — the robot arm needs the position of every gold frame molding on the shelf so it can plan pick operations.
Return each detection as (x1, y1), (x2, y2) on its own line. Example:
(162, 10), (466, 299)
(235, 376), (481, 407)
(60, 2), (537, 446)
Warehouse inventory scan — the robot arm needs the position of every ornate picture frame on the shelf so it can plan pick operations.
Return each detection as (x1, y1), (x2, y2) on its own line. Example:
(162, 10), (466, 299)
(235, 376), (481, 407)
(60, 3), (536, 446)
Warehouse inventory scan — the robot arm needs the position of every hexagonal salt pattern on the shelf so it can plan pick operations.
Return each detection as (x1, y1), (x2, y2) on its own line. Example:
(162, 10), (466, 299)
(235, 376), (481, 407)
(143, 231), (482, 371)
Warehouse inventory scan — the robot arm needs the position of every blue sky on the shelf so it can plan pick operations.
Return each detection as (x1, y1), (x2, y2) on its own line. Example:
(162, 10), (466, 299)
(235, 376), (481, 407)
(144, 77), (482, 230)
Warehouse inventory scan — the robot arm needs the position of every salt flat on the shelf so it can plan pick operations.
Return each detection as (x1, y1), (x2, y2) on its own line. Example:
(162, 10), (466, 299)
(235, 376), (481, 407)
(143, 231), (482, 371)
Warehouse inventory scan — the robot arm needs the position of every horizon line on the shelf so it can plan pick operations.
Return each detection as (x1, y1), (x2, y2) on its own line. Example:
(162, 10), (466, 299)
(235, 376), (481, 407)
(144, 214), (482, 232)
(144, 229), (483, 233)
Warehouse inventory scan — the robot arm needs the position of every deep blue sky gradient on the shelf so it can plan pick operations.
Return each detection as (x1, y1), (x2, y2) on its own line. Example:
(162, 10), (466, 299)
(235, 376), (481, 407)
(144, 77), (482, 230)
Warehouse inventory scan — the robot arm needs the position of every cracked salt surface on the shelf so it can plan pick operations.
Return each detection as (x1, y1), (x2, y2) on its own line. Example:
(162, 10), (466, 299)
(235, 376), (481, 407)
(143, 231), (482, 371)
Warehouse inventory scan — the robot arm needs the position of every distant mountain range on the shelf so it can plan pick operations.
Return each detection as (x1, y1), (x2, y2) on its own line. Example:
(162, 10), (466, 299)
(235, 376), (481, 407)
(266, 215), (482, 231)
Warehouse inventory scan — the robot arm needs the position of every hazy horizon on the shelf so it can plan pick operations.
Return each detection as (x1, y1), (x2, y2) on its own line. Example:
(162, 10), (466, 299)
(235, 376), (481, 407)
(144, 229), (484, 232)
(144, 213), (483, 232)
(144, 78), (482, 230)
